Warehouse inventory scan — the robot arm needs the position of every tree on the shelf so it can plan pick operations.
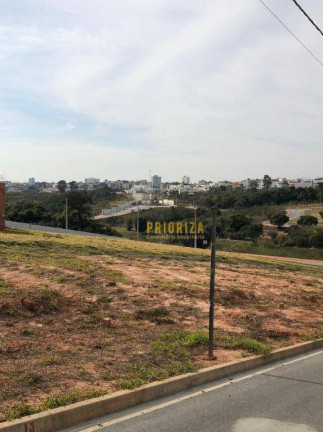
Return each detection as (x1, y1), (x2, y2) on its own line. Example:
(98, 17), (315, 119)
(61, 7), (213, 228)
(55, 191), (92, 229)
(317, 183), (323, 203)
(68, 181), (79, 191)
(6, 201), (52, 224)
(243, 223), (263, 243)
(287, 226), (323, 248)
(263, 175), (272, 190)
(249, 180), (259, 191)
(228, 214), (250, 232)
(297, 215), (318, 226)
(57, 180), (67, 193)
(269, 211), (289, 228)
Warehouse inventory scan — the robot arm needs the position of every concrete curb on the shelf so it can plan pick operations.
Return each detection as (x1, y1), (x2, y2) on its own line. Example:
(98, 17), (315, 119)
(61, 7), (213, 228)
(1, 339), (322, 432)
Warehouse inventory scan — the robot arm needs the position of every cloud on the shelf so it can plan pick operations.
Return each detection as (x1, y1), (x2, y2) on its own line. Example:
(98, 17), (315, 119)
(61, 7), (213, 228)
(0, 0), (322, 181)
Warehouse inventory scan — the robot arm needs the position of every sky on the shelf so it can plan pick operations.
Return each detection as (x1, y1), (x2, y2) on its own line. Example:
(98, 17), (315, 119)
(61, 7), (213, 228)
(0, 0), (322, 183)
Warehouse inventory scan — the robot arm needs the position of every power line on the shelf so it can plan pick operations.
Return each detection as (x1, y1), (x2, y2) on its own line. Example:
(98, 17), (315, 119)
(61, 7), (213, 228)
(258, 0), (323, 67)
(291, 0), (323, 37)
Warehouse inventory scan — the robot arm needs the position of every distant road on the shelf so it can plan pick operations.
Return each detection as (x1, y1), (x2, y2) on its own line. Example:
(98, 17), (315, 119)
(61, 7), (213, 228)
(93, 205), (174, 220)
(286, 208), (306, 221)
(263, 208), (307, 228)
(5, 221), (323, 267)
(62, 350), (323, 432)
(5, 221), (108, 238)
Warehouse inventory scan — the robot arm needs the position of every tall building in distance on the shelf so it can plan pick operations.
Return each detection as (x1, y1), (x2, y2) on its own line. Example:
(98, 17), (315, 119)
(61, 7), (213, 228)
(182, 175), (190, 184)
(85, 177), (100, 185)
(28, 177), (35, 186)
(152, 175), (161, 189)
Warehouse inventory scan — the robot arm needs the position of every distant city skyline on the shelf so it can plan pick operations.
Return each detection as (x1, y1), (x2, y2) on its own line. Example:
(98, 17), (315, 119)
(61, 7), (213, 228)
(1, 1), (322, 182)
(3, 173), (321, 185)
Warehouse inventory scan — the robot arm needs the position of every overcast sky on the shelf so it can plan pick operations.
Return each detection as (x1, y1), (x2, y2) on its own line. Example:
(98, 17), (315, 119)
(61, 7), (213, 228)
(0, 0), (322, 183)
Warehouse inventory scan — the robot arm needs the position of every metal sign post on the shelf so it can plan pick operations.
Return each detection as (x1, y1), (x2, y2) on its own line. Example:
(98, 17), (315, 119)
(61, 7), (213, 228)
(194, 207), (197, 248)
(65, 197), (68, 230)
(209, 210), (217, 359)
(136, 206), (140, 241)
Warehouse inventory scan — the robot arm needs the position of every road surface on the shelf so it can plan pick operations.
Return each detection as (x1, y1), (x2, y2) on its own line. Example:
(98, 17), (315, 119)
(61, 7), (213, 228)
(286, 208), (306, 222)
(93, 205), (174, 220)
(5, 221), (108, 238)
(61, 350), (323, 432)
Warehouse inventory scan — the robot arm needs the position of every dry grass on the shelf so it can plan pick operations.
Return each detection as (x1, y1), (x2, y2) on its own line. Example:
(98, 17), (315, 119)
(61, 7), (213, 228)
(0, 228), (322, 422)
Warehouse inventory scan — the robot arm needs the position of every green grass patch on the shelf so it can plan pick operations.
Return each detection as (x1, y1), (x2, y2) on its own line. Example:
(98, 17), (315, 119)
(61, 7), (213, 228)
(97, 296), (113, 304)
(43, 390), (105, 409)
(0, 278), (10, 294)
(115, 331), (203, 390)
(216, 333), (271, 355)
(215, 238), (323, 261)
(39, 355), (62, 366)
(4, 403), (42, 421)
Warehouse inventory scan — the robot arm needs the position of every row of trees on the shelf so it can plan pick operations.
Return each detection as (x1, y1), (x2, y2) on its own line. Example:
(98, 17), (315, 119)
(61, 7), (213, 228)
(268, 212), (319, 228)
(6, 187), (121, 236)
(175, 183), (323, 210)
(57, 180), (79, 193)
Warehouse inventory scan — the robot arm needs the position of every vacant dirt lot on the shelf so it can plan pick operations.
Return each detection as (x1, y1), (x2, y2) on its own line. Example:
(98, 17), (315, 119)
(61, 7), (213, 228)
(0, 229), (322, 422)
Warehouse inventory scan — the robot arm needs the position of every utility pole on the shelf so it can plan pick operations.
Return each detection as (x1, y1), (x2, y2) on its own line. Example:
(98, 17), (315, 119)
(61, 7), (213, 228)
(209, 209), (217, 359)
(194, 206), (197, 249)
(65, 197), (68, 230)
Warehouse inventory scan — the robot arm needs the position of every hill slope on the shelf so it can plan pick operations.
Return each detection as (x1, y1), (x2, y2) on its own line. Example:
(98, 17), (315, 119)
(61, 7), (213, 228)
(0, 229), (322, 422)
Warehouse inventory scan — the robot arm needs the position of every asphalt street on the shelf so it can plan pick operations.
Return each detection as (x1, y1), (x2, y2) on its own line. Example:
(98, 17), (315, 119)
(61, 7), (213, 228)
(5, 220), (107, 238)
(62, 351), (323, 432)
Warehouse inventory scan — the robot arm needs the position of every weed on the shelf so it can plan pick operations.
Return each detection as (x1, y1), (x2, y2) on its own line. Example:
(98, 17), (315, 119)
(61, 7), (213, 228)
(98, 296), (112, 304)
(43, 390), (105, 409)
(0, 303), (20, 317)
(102, 368), (114, 381)
(134, 307), (173, 324)
(12, 374), (42, 385)
(4, 404), (41, 421)
(56, 276), (71, 283)
(0, 279), (10, 293)
(299, 334), (314, 342)
(182, 331), (209, 347)
(21, 329), (33, 336)
(115, 378), (146, 390)
(22, 288), (61, 314)
(40, 356), (62, 366)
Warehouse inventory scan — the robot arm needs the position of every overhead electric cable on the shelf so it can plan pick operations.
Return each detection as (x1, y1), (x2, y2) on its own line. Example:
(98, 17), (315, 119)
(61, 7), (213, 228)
(258, 0), (323, 67)
(291, 0), (323, 37)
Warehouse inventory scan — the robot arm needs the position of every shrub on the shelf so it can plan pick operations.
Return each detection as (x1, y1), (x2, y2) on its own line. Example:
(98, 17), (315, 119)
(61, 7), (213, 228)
(269, 212), (289, 228)
(287, 226), (323, 248)
(297, 215), (318, 226)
